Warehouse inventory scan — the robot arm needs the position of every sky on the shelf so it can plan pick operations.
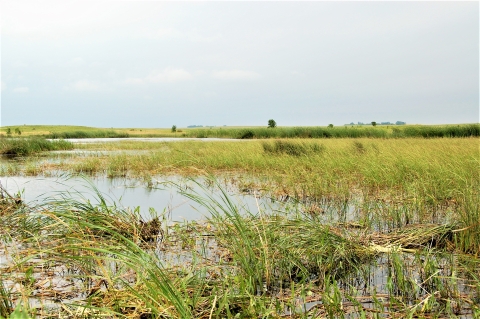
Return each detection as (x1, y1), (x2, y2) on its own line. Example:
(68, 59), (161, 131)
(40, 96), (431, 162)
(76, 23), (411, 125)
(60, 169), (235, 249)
(1, 1), (478, 128)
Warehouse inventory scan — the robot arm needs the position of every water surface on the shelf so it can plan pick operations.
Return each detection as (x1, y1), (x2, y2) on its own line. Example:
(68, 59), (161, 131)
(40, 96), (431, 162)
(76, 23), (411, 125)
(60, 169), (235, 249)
(52, 137), (245, 143)
(0, 175), (281, 221)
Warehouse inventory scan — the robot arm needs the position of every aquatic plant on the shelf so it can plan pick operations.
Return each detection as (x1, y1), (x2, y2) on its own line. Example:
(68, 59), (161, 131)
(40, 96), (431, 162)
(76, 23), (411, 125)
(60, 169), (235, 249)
(48, 130), (129, 139)
(0, 138), (73, 156)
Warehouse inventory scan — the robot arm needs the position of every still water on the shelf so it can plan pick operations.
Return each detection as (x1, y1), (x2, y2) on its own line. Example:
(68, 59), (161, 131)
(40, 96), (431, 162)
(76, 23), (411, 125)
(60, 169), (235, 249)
(0, 175), (280, 221)
(53, 137), (244, 143)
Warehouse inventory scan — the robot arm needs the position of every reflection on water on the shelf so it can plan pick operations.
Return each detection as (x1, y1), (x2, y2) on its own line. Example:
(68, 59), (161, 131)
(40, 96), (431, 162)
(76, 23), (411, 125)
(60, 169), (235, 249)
(0, 175), (281, 221)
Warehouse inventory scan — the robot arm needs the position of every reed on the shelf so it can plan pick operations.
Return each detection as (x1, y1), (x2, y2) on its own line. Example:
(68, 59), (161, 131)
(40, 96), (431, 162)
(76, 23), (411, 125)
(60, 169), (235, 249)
(0, 138), (73, 156)
(185, 124), (480, 139)
(48, 130), (129, 139)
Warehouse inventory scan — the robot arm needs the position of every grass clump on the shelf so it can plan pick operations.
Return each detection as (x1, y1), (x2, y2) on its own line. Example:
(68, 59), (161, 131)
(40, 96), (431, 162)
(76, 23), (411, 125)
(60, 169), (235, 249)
(262, 139), (325, 156)
(0, 138), (73, 156)
(397, 124), (480, 138)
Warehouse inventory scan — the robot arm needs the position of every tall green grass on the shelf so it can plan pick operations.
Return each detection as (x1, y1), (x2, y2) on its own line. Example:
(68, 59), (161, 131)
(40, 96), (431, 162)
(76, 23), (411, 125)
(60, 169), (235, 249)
(0, 138), (73, 156)
(48, 130), (129, 139)
(262, 140), (325, 156)
(186, 124), (480, 139)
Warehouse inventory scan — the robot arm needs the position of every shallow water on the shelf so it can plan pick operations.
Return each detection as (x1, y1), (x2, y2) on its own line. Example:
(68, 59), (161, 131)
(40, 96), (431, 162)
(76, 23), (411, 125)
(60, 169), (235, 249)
(52, 137), (246, 143)
(0, 175), (282, 221)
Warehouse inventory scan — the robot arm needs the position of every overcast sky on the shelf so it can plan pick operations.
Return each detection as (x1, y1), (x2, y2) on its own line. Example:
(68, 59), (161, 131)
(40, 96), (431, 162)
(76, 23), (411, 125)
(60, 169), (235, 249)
(1, 1), (478, 128)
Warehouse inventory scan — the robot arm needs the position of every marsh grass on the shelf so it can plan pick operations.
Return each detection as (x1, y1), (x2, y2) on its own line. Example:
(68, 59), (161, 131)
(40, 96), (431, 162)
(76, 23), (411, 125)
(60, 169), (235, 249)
(0, 279), (13, 318)
(1, 132), (479, 318)
(186, 124), (480, 139)
(0, 138), (73, 156)
(1, 176), (479, 317)
(262, 140), (325, 156)
(4, 124), (478, 139)
(47, 130), (129, 139)
(4, 138), (477, 252)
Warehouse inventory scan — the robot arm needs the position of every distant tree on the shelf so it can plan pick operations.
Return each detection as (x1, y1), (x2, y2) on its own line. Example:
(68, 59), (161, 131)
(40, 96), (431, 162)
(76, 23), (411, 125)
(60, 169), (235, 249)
(268, 119), (277, 128)
(6, 128), (11, 136)
(15, 128), (21, 135)
(328, 124), (334, 128)
(371, 122), (377, 127)
(171, 125), (177, 133)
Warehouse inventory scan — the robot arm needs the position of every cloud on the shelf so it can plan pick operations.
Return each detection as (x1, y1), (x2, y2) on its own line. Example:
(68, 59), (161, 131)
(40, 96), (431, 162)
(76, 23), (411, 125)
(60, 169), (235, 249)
(1, 82), (6, 91)
(124, 68), (193, 84)
(68, 80), (101, 92)
(13, 87), (29, 93)
(212, 70), (261, 81)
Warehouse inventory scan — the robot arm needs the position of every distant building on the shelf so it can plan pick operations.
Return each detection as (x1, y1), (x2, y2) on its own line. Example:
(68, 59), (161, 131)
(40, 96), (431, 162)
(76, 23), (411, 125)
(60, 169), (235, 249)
(395, 121), (406, 125)
(381, 122), (392, 125)
(187, 125), (203, 128)
(358, 122), (364, 125)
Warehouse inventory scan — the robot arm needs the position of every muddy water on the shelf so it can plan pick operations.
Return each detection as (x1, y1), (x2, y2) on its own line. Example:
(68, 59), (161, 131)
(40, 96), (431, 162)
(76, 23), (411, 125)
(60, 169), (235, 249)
(0, 175), (282, 221)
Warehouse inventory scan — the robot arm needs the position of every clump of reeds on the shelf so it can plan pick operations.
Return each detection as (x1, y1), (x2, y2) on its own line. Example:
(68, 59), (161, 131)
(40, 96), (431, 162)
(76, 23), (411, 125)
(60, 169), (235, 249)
(262, 139), (325, 156)
(0, 137), (73, 156)
(0, 279), (13, 318)
(47, 130), (129, 139)
(397, 124), (480, 138)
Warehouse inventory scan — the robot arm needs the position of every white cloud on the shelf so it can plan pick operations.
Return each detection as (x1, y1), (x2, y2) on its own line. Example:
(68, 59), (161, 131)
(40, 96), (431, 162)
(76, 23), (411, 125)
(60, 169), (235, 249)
(125, 68), (193, 85)
(13, 87), (29, 93)
(212, 70), (261, 81)
(68, 80), (101, 92)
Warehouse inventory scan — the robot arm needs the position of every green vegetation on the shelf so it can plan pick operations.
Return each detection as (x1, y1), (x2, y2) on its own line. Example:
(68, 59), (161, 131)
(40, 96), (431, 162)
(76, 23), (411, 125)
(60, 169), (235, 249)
(2, 124), (478, 139)
(262, 140), (325, 156)
(268, 119), (277, 128)
(0, 177), (478, 317)
(0, 138), (73, 156)
(48, 130), (130, 139)
(0, 128), (478, 317)
(185, 124), (480, 139)
(2, 137), (476, 251)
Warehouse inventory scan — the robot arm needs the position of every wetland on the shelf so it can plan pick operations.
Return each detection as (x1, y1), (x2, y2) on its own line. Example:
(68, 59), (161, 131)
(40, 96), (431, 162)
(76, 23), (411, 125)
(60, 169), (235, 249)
(0, 132), (479, 318)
